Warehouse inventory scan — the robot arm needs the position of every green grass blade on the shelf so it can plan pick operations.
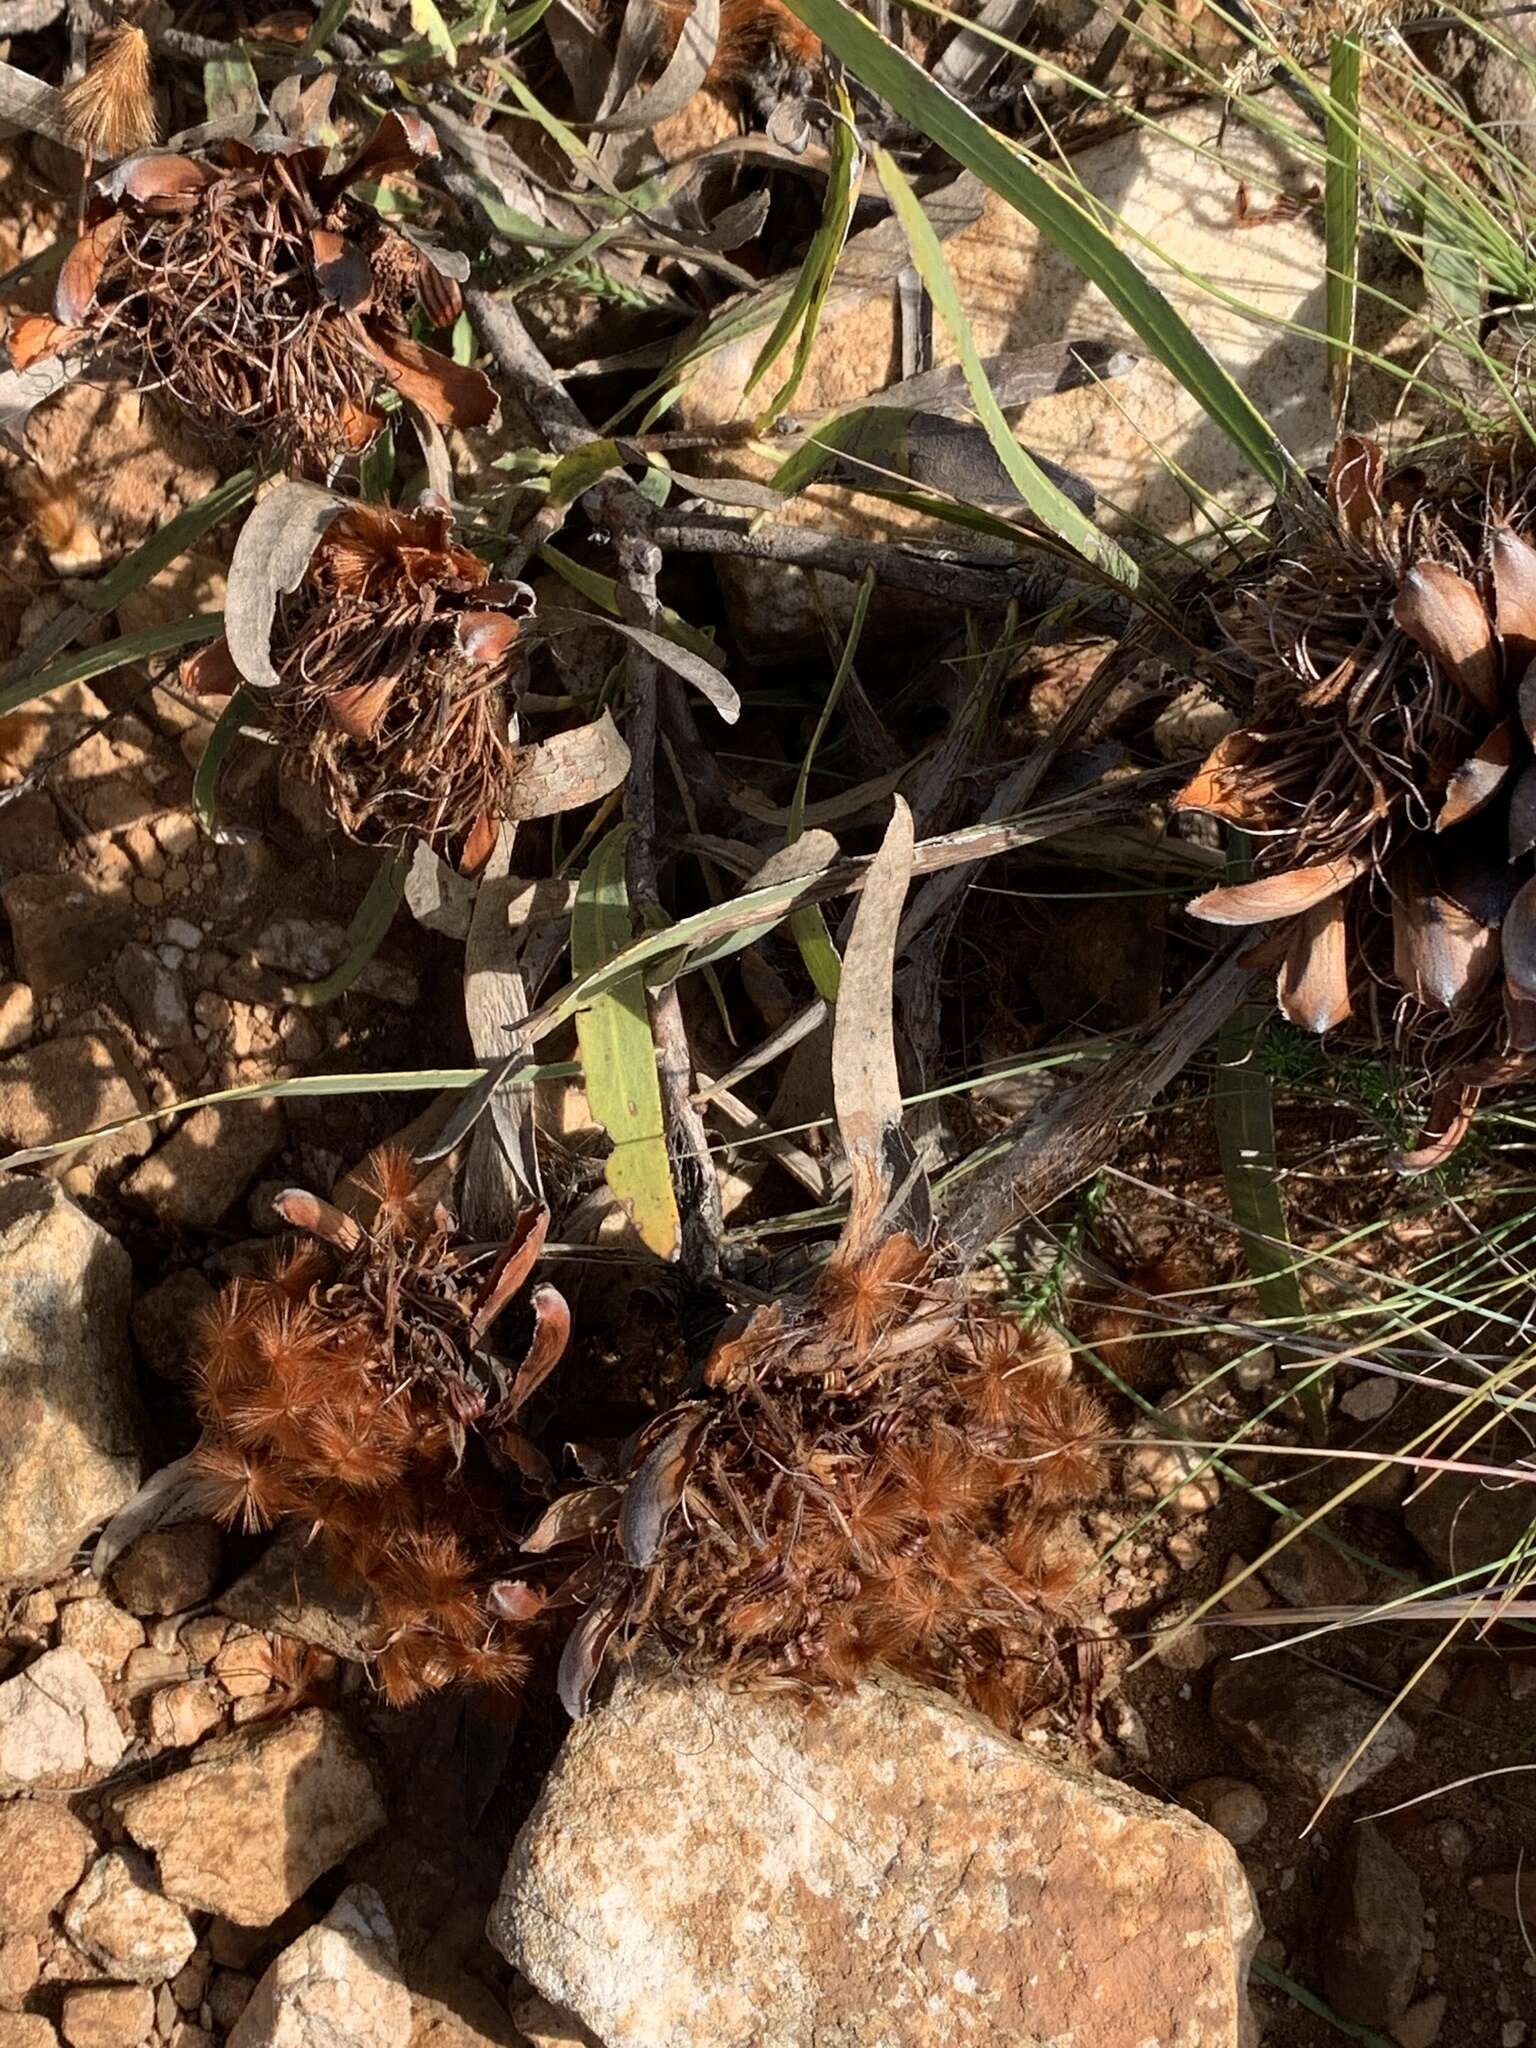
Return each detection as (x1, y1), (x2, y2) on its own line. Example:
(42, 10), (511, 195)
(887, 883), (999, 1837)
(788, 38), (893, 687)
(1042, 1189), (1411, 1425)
(1325, 35), (1362, 415)
(192, 685), (252, 835)
(1211, 837), (1321, 1435)
(784, 0), (1298, 494)
(285, 846), (411, 1008)
(746, 85), (862, 428)
(0, 612), (221, 720)
(572, 825), (681, 1259)
(875, 144), (1138, 587)
(785, 568), (877, 1002)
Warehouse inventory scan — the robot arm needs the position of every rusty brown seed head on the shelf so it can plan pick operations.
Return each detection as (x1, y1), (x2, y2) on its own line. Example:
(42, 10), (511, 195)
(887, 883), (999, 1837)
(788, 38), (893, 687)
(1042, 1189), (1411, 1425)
(542, 1236), (1111, 1733)
(190, 1157), (569, 1708)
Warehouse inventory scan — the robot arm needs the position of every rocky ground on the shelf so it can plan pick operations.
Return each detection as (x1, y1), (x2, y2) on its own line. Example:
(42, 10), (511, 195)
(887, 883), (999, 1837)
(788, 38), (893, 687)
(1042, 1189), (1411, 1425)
(0, 19), (1535, 2048)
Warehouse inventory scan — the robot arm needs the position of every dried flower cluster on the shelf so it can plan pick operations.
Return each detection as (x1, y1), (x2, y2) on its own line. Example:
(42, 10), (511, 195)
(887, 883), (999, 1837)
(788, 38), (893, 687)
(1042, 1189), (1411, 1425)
(189, 1152), (569, 1708)
(11, 112), (495, 463)
(187, 498), (540, 868)
(542, 1234), (1110, 1734)
(1180, 435), (1536, 1164)
(60, 22), (157, 163)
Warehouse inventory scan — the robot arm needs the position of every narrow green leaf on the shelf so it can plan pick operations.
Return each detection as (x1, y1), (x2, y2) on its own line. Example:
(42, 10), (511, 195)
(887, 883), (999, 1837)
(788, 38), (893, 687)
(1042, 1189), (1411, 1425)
(0, 1060), (581, 1173)
(193, 686), (253, 835)
(1325, 36), (1362, 414)
(303, 0), (353, 54)
(409, 0), (457, 63)
(747, 84), (861, 428)
(875, 144), (1137, 588)
(537, 543), (723, 662)
(547, 438), (624, 508)
(782, 0), (1297, 494)
(1212, 835), (1322, 1436)
(572, 825), (681, 1259)
(0, 612), (221, 721)
(785, 569), (875, 1003)
(285, 846), (411, 1008)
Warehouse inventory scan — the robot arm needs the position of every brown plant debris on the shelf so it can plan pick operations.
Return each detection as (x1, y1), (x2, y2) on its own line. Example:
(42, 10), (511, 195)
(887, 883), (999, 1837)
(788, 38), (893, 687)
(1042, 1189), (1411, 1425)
(184, 494), (629, 868)
(1178, 433), (1536, 1165)
(543, 1233), (1111, 1736)
(10, 111), (495, 463)
(189, 1152), (569, 1708)
(60, 23), (157, 162)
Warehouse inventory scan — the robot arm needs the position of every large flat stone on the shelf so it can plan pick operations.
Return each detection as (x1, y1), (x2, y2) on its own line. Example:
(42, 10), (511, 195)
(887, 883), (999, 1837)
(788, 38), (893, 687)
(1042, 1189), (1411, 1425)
(490, 1670), (1260, 2048)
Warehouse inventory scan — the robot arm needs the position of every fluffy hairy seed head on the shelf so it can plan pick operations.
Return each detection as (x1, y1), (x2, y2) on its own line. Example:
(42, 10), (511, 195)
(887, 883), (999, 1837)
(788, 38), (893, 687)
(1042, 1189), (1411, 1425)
(189, 1171), (567, 1706)
(545, 1235), (1112, 1734)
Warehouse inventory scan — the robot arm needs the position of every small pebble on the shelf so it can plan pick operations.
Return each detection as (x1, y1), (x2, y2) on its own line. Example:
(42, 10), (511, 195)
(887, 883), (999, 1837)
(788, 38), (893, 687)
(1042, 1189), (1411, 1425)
(1341, 1377), (1398, 1422)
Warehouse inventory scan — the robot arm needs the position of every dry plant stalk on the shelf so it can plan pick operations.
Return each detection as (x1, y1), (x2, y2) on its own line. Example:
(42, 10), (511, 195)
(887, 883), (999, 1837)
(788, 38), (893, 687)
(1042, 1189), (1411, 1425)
(11, 113), (495, 463)
(189, 1152), (569, 1708)
(543, 1236), (1111, 1735)
(1179, 434), (1536, 1165)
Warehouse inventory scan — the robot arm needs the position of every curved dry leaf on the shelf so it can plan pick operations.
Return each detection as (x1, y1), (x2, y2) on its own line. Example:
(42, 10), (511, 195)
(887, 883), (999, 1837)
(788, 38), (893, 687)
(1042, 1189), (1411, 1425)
(54, 212), (124, 325)
(460, 812), (497, 877)
(109, 152), (217, 212)
(503, 711), (631, 821)
(504, 1283), (572, 1416)
(456, 610), (522, 666)
(832, 796), (917, 1261)
(360, 326), (498, 430)
(1396, 1082), (1478, 1174)
(1501, 874), (1536, 996)
(179, 635), (241, 696)
(557, 1584), (626, 1719)
(90, 1453), (206, 1576)
(469, 1206), (550, 1344)
(325, 676), (396, 740)
(272, 1187), (361, 1251)
(1277, 894), (1350, 1033)
(336, 108), (439, 187)
(592, 0), (719, 130)
(1393, 563), (1499, 717)
(1506, 980), (1536, 1053)
(414, 257), (462, 330)
(545, 607), (739, 724)
(7, 313), (81, 371)
(619, 1407), (709, 1568)
(1172, 727), (1267, 823)
(1187, 857), (1365, 926)
(1509, 760), (1536, 860)
(311, 229), (373, 312)
(486, 1579), (545, 1622)
(1491, 526), (1536, 679)
(1328, 434), (1384, 544)
(1437, 718), (1516, 831)
(521, 1483), (623, 1555)
(1391, 883), (1500, 1011)
(224, 481), (343, 692)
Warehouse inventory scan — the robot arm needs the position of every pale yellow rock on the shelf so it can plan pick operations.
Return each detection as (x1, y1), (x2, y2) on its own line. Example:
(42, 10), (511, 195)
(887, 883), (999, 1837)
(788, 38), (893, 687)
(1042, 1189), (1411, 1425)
(491, 1669), (1260, 2048)
(676, 103), (1421, 647)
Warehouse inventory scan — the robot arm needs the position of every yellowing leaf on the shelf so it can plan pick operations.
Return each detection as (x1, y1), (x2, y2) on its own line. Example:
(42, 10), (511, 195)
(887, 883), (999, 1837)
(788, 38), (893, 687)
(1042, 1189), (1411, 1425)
(572, 825), (680, 1260)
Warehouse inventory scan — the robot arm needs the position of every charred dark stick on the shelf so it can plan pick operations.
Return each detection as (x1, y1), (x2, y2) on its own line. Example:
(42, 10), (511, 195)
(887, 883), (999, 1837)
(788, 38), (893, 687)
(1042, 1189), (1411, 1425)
(940, 945), (1259, 1263)
(649, 514), (1110, 618)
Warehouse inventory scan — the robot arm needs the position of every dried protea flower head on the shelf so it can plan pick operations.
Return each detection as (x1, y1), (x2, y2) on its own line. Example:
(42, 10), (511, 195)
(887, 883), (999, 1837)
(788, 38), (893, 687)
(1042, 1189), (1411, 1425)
(61, 21), (157, 163)
(182, 485), (630, 869)
(189, 1152), (571, 1707)
(543, 1239), (1110, 1734)
(1178, 434), (1536, 1165)
(10, 111), (495, 464)
(542, 799), (1110, 1732)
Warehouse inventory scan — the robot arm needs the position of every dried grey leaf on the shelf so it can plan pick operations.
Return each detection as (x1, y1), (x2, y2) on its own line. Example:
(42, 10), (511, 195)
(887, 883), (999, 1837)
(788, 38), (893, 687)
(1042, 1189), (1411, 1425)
(225, 481), (343, 691)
